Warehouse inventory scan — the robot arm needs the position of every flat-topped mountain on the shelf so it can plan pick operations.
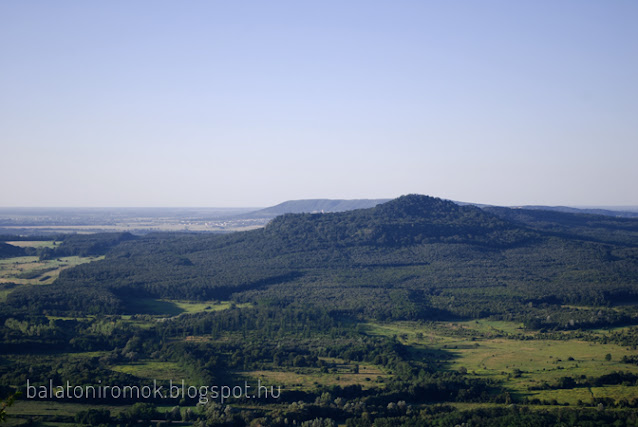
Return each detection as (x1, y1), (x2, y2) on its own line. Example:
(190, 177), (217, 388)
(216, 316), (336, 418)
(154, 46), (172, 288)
(243, 198), (390, 218)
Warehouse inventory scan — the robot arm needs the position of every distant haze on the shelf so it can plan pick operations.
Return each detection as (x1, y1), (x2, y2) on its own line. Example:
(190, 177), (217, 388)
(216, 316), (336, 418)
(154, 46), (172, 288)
(1, 1), (637, 207)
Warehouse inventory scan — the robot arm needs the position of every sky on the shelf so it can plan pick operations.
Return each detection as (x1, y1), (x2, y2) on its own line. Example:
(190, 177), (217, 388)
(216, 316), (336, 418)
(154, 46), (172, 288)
(1, 1), (637, 208)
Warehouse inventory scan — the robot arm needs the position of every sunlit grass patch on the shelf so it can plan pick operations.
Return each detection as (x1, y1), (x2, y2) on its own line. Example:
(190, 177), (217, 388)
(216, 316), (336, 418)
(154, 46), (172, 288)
(0, 255), (103, 286)
(362, 319), (638, 403)
(242, 363), (388, 391)
(170, 300), (251, 314)
(529, 384), (637, 406)
(125, 298), (252, 316)
(109, 360), (194, 383)
(5, 241), (61, 249)
(527, 387), (594, 405)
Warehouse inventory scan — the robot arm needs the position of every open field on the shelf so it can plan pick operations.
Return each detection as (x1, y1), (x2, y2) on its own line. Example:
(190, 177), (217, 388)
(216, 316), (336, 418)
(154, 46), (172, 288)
(0, 255), (103, 286)
(3, 317), (638, 424)
(242, 361), (388, 391)
(528, 384), (637, 406)
(171, 300), (252, 314)
(109, 361), (196, 384)
(0, 253), (103, 303)
(5, 241), (61, 249)
(364, 320), (638, 404)
(125, 298), (252, 316)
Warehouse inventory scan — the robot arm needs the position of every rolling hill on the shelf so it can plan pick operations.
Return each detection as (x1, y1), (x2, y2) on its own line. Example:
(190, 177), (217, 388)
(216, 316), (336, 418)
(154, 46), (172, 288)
(4, 194), (637, 330)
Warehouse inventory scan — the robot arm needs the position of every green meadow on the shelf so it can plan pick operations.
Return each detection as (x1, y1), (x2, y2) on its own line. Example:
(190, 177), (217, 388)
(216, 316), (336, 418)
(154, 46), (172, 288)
(241, 359), (389, 392)
(363, 319), (638, 405)
(5, 241), (62, 249)
(123, 298), (252, 316)
(109, 361), (195, 383)
(0, 254), (103, 288)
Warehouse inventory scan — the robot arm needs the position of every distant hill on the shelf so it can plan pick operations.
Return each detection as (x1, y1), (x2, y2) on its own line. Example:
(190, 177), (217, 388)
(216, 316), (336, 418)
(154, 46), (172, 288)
(243, 198), (391, 218)
(513, 205), (638, 218)
(452, 201), (638, 218)
(264, 194), (534, 249)
(484, 205), (638, 246)
(10, 193), (638, 328)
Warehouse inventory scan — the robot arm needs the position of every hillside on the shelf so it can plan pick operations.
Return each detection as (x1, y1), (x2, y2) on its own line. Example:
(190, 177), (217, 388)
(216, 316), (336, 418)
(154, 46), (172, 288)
(263, 195), (535, 249)
(3, 195), (638, 426)
(485, 206), (638, 246)
(515, 205), (638, 218)
(5, 194), (638, 329)
(0, 242), (26, 259)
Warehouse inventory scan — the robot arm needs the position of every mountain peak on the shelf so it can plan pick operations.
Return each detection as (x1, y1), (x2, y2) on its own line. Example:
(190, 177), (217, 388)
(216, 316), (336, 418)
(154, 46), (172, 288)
(374, 194), (461, 218)
(264, 194), (533, 249)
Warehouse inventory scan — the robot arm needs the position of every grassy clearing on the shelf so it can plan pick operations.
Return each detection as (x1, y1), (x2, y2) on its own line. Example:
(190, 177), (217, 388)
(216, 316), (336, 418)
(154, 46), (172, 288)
(46, 315), (96, 321)
(170, 300), (251, 314)
(364, 320), (638, 403)
(5, 241), (61, 249)
(529, 384), (638, 406)
(589, 324), (638, 335)
(126, 298), (251, 316)
(0, 255), (103, 288)
(243, 362), (388, 391)
(109, 360), (196, 383)
(443, 337), (638, 393)
(0, 256), (41, 284)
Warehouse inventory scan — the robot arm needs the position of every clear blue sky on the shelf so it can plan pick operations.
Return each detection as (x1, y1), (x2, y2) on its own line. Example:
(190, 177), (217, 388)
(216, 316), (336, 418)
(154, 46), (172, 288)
(2, 1), (637, 207)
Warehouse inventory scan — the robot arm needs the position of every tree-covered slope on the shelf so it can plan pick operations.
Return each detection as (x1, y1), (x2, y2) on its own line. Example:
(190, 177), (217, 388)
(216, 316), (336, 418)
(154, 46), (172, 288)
(263, 195), (535, 249)
(5, 195), (638, 328)
(485, 206), (638, 246)
(0, 243), (26, 259)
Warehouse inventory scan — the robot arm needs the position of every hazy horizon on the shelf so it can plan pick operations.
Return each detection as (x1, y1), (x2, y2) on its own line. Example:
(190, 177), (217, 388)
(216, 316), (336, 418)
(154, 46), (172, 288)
(1, 198), (638, 211)
(2, 1), (637, 208)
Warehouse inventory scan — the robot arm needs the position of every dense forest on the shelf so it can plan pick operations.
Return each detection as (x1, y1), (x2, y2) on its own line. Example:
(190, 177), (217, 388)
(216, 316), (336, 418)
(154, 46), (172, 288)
(5, 195), (638, 327)
(2, 195), (638, 425)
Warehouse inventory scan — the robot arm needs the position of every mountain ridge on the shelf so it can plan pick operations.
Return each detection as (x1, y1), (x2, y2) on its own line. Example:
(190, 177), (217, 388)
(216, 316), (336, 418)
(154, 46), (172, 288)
(264, 194), (535, 249)
(241, 198), (391, 218)
(241, 197), (638, 222)
(5, 194), (638, 326)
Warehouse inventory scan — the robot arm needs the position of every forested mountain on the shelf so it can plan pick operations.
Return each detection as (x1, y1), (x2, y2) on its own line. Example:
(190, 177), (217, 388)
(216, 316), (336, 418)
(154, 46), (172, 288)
(515, 205), (638, 218)
(5, 195), (638, 330)
(3, 195), (638, 426)
(485, 206), (638, 246)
